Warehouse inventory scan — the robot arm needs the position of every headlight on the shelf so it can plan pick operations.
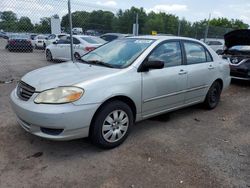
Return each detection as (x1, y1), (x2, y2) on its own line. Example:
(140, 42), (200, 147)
(34, 87), (84, 104)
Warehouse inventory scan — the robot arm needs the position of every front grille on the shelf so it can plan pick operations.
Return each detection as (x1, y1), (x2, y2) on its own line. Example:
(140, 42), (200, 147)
(17, 81), (35, 101)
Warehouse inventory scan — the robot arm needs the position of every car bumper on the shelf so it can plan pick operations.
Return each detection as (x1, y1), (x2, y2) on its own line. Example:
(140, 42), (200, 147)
(230, 64), (250, 80)
(8, 45), (33, 50)
(10, 89), (100, 141)
(36, 43), (44, 47)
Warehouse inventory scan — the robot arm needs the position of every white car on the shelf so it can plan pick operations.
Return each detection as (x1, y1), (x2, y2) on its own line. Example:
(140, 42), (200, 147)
(201, 38), (224, 53)
(44, 34), (68, 48)
(45, 35), (106, 61)
(32, 35), (47, 49)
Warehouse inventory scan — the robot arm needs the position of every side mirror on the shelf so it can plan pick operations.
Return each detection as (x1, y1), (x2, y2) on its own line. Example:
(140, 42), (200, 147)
(52, 41), (58, 45)
(216, 49), (224, 55)
(138, 59), (164, 72)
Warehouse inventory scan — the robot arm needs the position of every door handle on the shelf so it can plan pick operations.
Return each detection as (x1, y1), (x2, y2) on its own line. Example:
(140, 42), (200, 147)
(179, 69), (188, 75)
(208, 65), (215, 70)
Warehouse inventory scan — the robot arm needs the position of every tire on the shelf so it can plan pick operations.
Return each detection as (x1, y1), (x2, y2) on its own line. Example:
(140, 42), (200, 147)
(43, 43), (46, 50)
(74, 52), (81, 60)
(90, 100), (134, 149)
(204, 81), (222, 109)
(46, 49), (53, 61)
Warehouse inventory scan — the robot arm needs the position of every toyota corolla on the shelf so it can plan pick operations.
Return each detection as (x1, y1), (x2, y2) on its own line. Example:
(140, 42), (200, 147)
(10, 36), (231, 148)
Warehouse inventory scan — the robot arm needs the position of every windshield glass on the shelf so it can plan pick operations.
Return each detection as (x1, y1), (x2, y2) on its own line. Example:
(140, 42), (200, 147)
(81, 37), (106, 44)
(229, 45), (250, 51)
(9, 35), (29, 39)
(81, 38), (154, 68)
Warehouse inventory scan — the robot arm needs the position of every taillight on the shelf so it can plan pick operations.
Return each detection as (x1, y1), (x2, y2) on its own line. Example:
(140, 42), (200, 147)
(85, 47), (96, 52)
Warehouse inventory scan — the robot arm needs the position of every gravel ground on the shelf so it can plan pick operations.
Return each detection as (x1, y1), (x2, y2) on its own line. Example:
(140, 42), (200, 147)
(0, 38), (249, 188)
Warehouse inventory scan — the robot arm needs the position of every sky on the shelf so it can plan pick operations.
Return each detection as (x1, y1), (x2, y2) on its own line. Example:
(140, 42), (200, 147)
(0, 0), (250, 25)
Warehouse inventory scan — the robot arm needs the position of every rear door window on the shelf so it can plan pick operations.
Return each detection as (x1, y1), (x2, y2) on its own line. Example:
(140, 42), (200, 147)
(184, 42), (212, 64)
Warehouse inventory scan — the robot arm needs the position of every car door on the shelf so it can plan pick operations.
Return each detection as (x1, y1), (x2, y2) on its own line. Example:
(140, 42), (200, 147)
(73, 37), (81, 54)
(182, 41), (216, 104)
(57, 36), (71, 60)
(141, 41), (187, 118)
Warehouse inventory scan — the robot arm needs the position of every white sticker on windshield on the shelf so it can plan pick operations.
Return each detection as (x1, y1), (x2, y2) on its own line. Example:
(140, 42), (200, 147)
(134, 40), (153, 44)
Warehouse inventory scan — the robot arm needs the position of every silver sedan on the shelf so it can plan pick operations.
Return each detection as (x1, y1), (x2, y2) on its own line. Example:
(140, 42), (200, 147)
(10, 36), (231, 148)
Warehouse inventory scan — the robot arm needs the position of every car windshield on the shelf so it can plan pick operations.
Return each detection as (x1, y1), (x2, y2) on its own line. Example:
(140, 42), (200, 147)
(81, 38), (155, 68)
(229, 45), (250, 51)
(36, 35), (47, 39)
(9, 35), (29, 39)
(81, 37), (106, 44)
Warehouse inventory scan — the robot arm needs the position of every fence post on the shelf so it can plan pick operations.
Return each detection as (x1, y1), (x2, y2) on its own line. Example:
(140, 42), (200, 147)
(68, 0), (74, 62)
(178, 20), (181, 36)
(204, 13), (211, 43)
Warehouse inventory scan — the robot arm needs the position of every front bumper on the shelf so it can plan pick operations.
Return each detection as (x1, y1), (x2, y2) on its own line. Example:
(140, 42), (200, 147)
(230, 64), (250, 80)
(10, 89), (100, 140)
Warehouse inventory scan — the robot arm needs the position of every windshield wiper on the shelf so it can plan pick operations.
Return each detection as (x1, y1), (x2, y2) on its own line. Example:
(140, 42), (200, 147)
(88, 60), (115, 68)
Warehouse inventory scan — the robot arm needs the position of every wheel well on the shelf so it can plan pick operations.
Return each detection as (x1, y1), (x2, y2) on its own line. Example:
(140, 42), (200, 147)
(215, 79), (223, 90)
(89, 96), (137, 136)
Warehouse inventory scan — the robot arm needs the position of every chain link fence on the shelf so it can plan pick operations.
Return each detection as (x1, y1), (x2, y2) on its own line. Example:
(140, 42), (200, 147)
(0, 0), (243, 82)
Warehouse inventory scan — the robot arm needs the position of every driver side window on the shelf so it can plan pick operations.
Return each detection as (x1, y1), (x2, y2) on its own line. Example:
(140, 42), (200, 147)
(148, 41), (182, 68)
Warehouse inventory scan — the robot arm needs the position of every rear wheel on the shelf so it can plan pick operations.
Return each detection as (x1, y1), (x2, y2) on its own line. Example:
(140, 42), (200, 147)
(46, 49), (53, 61)
(204, 81), (222, 109)
(90, 101), (133, 149)
(74, 52), (81, 60)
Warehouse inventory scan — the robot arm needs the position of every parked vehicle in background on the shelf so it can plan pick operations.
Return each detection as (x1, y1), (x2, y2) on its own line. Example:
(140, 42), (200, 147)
(32, 35), (47, 49)
(45, 35), (106, 61)
(100, 33), (132, 42)
(85, 30), (100, 36)
(72, 27), (83, 35)
(6, 34), (33, 52)
(0, 31), (9, 39)
(44, 34), (68, 48)
(220, 29), (250, 80)
(29, 34), (37, 41)
(201, 38), (224, 53)
(11, 36), (230, 148)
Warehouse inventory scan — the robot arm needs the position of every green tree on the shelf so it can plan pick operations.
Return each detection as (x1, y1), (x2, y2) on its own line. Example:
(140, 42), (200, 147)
(61, 11), (90, 32)
(0, 11), (18, 31)
(115, 7), (147, 34)
(18, 17), (34, 32)
(34, 17), (51, 33)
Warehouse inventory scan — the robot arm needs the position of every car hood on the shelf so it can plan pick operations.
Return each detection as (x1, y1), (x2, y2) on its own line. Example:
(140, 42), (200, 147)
(224, 29), (250, 49)
(21, 62), (119, 91)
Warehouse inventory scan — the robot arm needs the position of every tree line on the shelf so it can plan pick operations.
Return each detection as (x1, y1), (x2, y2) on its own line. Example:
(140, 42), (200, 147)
(0, 7), (249, 38)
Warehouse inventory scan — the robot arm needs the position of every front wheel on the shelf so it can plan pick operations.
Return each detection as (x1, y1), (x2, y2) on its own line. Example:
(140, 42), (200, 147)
(46, 50), (53, 61)
(90, 101), (133, 149)
(74, 52), (81, 60)
(204, 81), (222, 109)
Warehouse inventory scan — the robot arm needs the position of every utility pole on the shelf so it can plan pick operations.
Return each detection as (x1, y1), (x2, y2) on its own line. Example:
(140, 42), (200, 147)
(178, 19), (181, 36)
(204, 13), (211, 43)
(68, 0), (74, 62)
(135, 13), (139, 36)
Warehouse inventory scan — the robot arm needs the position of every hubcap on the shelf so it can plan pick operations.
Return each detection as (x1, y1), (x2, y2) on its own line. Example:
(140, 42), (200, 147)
(102, 110), (129, 143)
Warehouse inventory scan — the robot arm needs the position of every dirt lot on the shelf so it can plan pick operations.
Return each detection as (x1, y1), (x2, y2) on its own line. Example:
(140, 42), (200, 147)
(0, 38), (249, 188)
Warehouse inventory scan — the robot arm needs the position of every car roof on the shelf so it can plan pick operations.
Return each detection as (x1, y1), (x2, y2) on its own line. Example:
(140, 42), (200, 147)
(73, 35), (97, 38)
(101, 33), (126, 36)
(128, 35), (201, 42)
